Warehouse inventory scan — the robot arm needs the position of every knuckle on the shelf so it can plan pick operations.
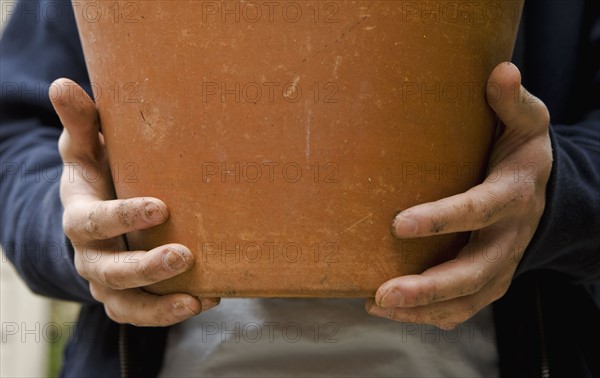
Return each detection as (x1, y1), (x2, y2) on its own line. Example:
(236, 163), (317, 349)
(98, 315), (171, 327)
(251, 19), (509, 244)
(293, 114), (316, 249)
(85, 203), (109, 239)
(83, 218), (99, 238)
(99, 267), (113, 287)
(517, 181), (536, 203)
(100, 266), (126, 290)
(419, 277), (440, 304)
(88, 283), (104, 302)
(509, 181), (541, 216)
(462, 196), (478, 216)
(135, 257), (159, 281)
(536, 102), (550, 128)
(57, 133), (68, 155)
(62, 210), (79, 240)
(470, 269), (489, 293)
(478, 193), (503, 224)
(73, 255), (90, 279)
(104, 305), (126, 324)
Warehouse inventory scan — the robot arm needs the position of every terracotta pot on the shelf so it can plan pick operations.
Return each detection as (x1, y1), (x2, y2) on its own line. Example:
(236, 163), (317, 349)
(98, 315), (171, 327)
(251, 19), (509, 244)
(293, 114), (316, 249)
(72, 0), (523, 297)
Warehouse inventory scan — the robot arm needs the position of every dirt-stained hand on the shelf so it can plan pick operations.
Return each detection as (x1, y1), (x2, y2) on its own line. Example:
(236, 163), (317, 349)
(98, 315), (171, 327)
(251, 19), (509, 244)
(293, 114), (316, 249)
(51, 78), (219, 326)
(366, 62), (552, 330)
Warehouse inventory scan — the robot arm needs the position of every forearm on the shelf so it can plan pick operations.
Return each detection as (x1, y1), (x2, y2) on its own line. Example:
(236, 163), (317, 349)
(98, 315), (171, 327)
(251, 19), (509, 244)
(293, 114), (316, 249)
(515, 0), (600, 283)
(1, 120), (94, 303)
(1, 0), (95, 302)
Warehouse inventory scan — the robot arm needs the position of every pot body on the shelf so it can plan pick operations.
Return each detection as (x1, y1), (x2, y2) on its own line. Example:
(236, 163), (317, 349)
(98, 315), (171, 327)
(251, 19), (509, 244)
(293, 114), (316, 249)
(73, 0), (523, 297)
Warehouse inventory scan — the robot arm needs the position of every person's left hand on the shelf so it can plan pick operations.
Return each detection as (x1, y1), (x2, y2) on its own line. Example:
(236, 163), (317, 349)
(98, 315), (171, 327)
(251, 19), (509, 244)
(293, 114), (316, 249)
(366, 62), (552, 330)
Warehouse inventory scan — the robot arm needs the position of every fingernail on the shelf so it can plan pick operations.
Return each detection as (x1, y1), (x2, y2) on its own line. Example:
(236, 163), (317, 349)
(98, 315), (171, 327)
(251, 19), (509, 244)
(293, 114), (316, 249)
(164, 249), (189, 271)
(379, 288), (403, 307)
(366, 302), (386, 317)
(173, 300), (197, 318)
(200, 297), (220, 312)
(145, 201), (166, 223)
(393, 213), (418, 236)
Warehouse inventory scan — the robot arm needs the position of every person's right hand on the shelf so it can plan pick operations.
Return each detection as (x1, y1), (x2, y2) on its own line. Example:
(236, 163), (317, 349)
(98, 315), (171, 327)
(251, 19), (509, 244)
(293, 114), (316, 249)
(50, 78), (219, 326)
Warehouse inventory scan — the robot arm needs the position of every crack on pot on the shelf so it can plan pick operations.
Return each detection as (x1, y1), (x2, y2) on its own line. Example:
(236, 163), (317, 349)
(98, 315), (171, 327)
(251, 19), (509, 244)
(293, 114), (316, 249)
(139, 109), (152, 127)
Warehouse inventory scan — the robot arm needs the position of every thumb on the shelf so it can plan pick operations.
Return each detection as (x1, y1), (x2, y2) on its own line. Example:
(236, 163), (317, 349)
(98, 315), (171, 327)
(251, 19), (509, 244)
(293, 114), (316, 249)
(50, 78), (102, 163)
(486, 62), (550, 137)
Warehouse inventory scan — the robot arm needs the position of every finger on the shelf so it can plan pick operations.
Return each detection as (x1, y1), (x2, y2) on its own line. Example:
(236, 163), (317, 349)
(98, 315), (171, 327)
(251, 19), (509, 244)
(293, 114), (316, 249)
(91, 285), (220, 326)
(393, 64), (550, 239)
(63, 197), (168, 240)
(367, 260), (514, 330)
(366, 289), (485, 330)
(486, 62), (550, 136)
(77, 243), (193, 290)
(50, 78), (102, 163)
(375, 227), (515, 307)
(392, 180), (515, 237)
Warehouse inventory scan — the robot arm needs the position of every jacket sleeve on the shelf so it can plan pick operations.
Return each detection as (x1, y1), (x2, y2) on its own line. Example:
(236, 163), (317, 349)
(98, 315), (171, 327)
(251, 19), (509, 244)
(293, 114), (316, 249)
(517, 116), (600, 283)
(515, 2), (600, 284)
(0, 0), (95, 303)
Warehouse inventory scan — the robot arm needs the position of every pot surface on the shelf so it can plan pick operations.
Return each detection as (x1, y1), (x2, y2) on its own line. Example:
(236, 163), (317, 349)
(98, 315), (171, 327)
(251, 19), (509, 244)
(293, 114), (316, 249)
(73, 0), (524, 297)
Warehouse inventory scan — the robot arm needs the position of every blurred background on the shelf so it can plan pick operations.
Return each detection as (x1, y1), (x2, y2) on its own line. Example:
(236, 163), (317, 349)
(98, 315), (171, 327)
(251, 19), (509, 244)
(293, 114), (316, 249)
(1, 1), (80, 376)
(1, 254), (80, 377)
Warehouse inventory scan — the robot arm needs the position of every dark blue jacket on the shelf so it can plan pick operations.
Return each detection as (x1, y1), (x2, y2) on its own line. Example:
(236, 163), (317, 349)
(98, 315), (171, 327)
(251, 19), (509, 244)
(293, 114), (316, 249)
(1, 0), (599, 377)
